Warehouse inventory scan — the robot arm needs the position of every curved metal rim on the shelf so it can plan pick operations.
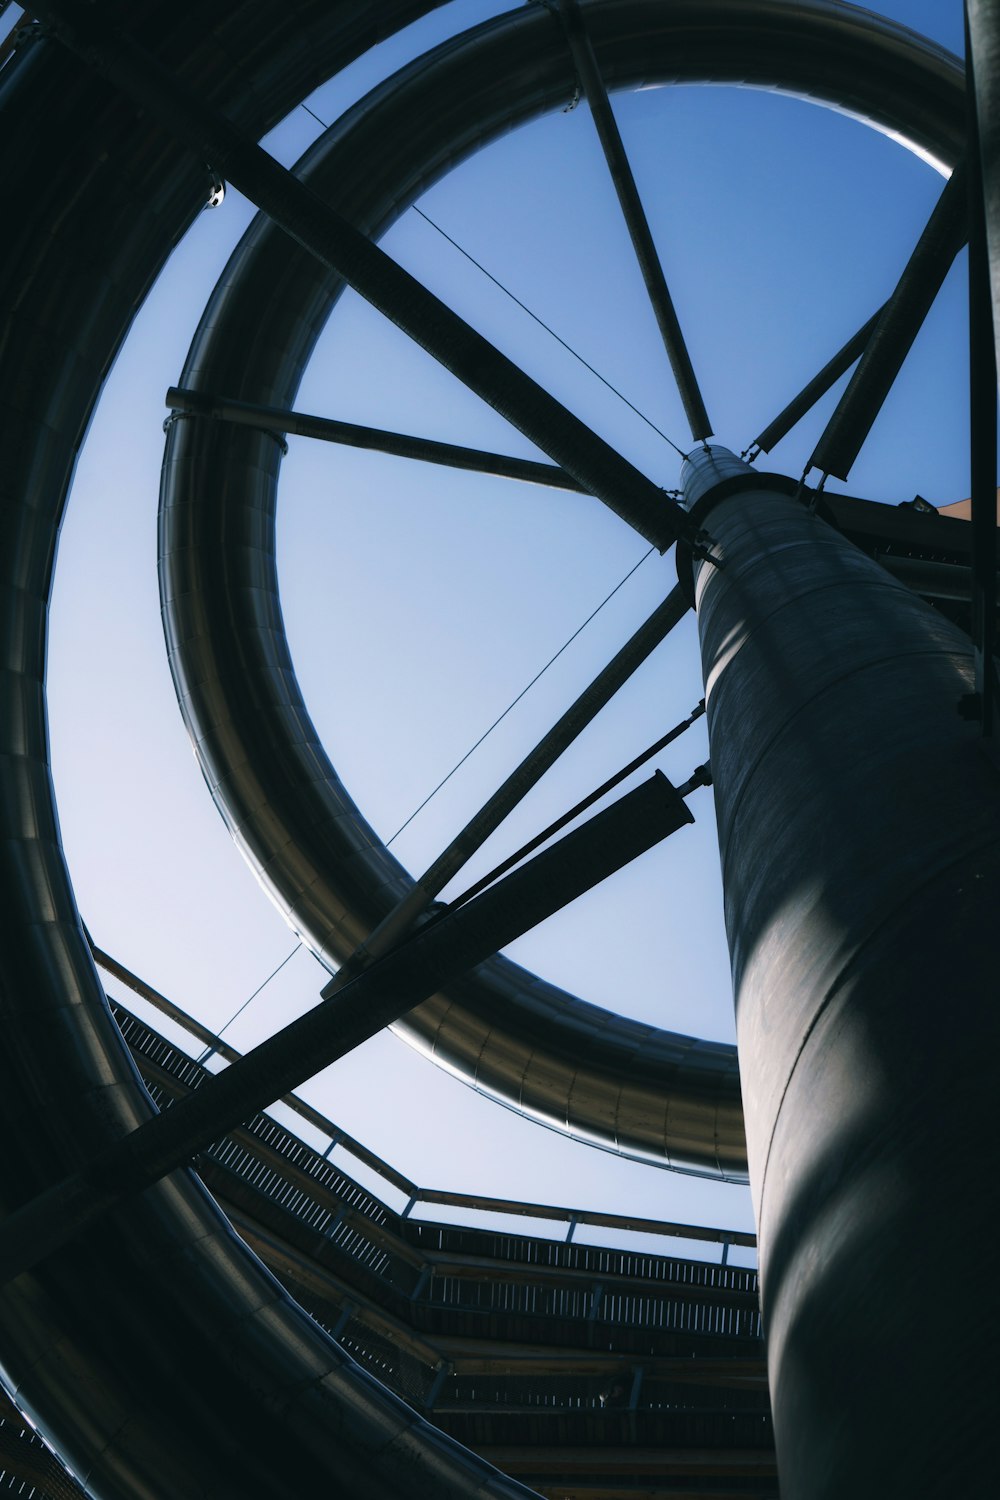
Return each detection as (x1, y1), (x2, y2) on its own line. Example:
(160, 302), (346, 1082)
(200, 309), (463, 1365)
(158, 0), (964, 1177)
(0, 4), (544, 1496)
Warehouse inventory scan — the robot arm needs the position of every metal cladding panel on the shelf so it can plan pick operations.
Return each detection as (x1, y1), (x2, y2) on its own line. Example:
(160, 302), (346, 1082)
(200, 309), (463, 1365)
(691, 477), (1000, 1498)
(693, 491), (986, 1183)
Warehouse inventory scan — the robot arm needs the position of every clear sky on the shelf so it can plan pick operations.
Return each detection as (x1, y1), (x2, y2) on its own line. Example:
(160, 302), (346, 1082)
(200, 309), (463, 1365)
(29, 0), (971, 1260)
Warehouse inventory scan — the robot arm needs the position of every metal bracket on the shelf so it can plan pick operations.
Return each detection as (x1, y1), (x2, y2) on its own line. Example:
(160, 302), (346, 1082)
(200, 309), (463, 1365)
(528, 0), (582, 110)
(162, 406), (288, 455)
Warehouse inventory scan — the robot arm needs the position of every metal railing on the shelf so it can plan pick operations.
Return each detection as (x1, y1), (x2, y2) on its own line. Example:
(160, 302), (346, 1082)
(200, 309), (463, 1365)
(95, 943), (755, 1263)
(121, 1003), (763, 1333)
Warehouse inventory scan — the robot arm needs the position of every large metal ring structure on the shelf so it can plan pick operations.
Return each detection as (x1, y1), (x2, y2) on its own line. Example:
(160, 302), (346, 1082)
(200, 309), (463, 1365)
(0, 2), (971, 1497)
(160, 0), (963, 1183)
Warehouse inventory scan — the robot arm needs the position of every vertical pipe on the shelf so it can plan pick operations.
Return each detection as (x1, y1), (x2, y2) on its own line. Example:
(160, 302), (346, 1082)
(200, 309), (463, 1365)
(967, 1), (1000, 374)
(682, 451), (1000, 1499)
(966, 7), (999, 734)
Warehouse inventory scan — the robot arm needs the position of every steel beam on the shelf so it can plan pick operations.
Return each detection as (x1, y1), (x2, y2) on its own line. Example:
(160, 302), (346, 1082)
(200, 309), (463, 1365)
(684, 451), (1000, 1498)
(0, 773), (692, 1286)
(165, 386), (590, 493)
(34, 0), (688, 552)
(441, 703), (704, 912)
(0, 5), (966, 1496)
(153, 0), (962, 1181)
(809, 163), (968, 480)
(749, 304), (883, 457)
(557, 0), (711, 441)
(875, 552), (979, 602)
(324, 584), (691, 992)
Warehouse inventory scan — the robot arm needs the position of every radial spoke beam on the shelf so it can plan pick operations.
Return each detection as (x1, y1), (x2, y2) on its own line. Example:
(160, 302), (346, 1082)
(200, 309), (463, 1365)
(33, 0), (691, 552)
(320, 584), (691, 994)
(965, 5), (999, 735)
(165, 386), (590, 492)
(0, 773), (693, 1285)
(749, 303), (885, 456)
(441, 704), (706, 913)
(558, 0), (712, 441)
(809, 162), (968, 480)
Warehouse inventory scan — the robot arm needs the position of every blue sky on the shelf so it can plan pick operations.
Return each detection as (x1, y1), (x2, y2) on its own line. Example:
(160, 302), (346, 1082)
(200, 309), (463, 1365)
(30, 1), (971, 1257)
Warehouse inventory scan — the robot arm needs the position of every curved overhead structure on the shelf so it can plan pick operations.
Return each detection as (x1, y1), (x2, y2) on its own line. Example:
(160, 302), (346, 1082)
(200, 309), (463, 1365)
(159, 0), (962, 1181)
(0, 3), (539, 1496)
(0, 2), (979, 1499)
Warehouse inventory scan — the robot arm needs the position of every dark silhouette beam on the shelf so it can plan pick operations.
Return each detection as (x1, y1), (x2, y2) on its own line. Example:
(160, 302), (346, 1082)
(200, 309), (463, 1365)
(558, 0), (712, 441)
(321, 584), (691, 992)
(749, 304), (884, 457)
(809, 163), (968, 480)
(34, 0), (692, 552)
(0, 773), (692, 1286)
(165, 386), (591, 492)
(442, 707), (706, 913)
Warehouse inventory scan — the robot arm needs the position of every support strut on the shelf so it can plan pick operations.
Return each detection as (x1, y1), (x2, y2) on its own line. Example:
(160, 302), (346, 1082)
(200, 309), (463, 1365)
(33, 0), (690, 551)
(557, 0), (712, 440)
(809, 164), (968, 480)
(324, 584), (691, 992)
(749, 303), (884, 457)
(0, 773), (692, 1286)
(165, 387), (590, 493)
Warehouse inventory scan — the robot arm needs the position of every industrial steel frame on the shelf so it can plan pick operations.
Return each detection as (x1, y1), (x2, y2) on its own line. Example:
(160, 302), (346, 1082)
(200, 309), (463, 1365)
(0, 2), (996, 1497)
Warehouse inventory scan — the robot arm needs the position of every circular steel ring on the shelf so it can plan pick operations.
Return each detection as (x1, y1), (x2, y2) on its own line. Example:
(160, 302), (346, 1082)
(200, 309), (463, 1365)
(1, 6), (552, 1495)
(160, 0), (964, 1178)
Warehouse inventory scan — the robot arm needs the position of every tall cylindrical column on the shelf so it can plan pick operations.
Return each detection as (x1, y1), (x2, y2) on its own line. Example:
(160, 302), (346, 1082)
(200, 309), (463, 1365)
(683, 449), (1000, 1497)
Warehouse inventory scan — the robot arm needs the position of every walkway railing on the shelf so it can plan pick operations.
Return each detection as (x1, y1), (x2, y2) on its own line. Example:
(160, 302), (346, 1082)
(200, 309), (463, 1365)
(93, 943), (755, 1262)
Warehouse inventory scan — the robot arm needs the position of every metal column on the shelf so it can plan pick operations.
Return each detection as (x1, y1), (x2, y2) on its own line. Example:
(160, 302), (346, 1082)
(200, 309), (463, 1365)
(681, 447), (1000, 1499)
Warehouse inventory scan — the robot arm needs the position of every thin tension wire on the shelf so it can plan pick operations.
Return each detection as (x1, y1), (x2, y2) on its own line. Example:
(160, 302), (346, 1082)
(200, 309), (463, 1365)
(211, 99), (675, 1034)
(291, 110), (682, 842)
(411, 206), (689, 460)
(211, 544), (658, 1043)
(300, 98), (689, 459)
(437, 700), (707, 915)
(384, 544), (657, 846)
(197, 942), (303, 1064)
(205, 88), (673, 1044)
